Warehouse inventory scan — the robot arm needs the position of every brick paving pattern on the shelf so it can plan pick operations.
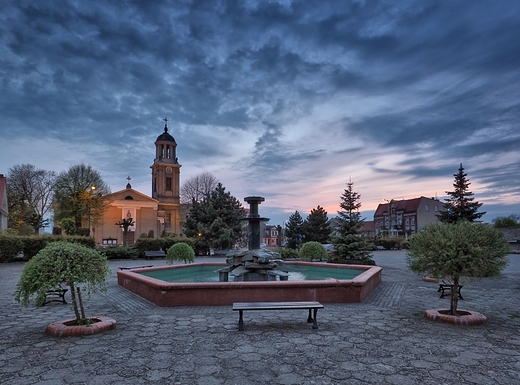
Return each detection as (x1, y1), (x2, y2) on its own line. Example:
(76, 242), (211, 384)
(1, 251), (519, 384)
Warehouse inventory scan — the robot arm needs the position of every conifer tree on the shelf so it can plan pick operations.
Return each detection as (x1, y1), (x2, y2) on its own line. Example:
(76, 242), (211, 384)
(302, 205), (331, 244)
(437, 163), (485, 224)
(285, 211), (304, 249)
(184, 183), (245, 253)
(331, 180), (374, 264)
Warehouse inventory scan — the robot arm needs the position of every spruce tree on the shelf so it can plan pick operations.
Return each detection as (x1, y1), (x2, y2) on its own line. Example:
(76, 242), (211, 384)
(332, 180), (374, 264)
(302, 205), (331, 244)
(437, 163), (485, 224)
(285, 211), (304, 249)
(184, 183), (245, 253)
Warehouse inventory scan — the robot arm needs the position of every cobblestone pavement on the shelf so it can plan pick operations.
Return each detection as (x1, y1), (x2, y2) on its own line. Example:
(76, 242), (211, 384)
(1, 251), (519, 385)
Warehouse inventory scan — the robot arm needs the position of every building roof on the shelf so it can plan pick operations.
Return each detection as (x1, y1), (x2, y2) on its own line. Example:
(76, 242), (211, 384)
(374, 196), (438, 217)
(156, 124), (176, 143)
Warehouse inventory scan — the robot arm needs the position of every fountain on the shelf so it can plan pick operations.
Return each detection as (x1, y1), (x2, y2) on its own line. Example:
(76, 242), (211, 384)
(218, 196), (289, 282)
(117, 196), (382, 306)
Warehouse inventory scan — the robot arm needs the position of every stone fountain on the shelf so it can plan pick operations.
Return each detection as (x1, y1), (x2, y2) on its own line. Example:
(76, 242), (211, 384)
(218, 196), (288, 282)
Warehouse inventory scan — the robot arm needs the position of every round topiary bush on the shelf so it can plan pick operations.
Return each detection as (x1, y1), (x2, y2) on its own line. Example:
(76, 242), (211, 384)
(167, 242), (195, 264)
(299, 241), (328, 261)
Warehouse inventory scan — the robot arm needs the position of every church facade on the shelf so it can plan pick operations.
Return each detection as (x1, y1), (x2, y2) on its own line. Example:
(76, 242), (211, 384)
(92, 121), (182, 246)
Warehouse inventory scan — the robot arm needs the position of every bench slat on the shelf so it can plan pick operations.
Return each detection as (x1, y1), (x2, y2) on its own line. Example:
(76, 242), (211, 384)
(233, 301), (323, 311)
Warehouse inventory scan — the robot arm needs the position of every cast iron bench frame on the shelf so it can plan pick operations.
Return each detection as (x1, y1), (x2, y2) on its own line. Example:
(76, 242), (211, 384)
(438, 283), (464, 299)
(42, 284), (68, 306)
(233, 301), (324, 331)
(119, 265), (154, 270)
(144, 250), (166, 260)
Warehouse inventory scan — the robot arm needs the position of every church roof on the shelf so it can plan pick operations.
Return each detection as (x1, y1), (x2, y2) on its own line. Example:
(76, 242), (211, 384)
(156, 123), (176, 143)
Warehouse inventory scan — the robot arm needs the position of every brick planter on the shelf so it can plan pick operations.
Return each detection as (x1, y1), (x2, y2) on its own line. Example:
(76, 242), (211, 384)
(46, 316), (117, 337)
(424, 309), (487, 325)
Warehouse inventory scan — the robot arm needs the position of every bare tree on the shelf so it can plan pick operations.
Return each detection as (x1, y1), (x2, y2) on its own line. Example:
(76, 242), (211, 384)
(180, 172), (219, 204)
(7, 164), (57, 234)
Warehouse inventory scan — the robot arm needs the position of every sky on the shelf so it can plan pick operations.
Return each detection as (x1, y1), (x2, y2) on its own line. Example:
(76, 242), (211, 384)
(1, 0), (519, 226)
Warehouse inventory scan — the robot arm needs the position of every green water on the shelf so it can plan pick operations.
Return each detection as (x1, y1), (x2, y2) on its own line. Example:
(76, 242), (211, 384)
(138, 264), (362, 283)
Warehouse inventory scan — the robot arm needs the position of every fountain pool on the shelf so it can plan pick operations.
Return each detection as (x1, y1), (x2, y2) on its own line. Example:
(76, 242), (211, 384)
(118, 261), (382, 306)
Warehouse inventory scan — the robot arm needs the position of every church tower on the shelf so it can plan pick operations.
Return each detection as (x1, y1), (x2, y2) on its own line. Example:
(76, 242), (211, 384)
(151, 118), (181, 235)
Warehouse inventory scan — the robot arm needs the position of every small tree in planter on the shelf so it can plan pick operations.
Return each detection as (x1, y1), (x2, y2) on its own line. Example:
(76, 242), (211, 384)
(166, 242), (195, 264)
(406, 221), (509, 316)
(15, 241), (111, 325)
(299, 241), (328, 262)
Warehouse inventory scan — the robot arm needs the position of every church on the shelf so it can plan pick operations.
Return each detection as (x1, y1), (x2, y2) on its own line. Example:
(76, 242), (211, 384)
(92, 120), (181, 246)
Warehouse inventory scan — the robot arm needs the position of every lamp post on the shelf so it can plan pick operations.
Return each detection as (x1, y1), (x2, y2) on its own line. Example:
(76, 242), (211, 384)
(88, 185), (96, 237)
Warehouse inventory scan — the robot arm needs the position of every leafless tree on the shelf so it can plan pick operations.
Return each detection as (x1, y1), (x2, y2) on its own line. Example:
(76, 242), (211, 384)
(180, 172), (219, 204)
(7, 164), (57, 234)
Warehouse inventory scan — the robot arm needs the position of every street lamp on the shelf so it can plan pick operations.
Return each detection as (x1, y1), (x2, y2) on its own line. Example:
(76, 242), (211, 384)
(88, 185), (96, 237)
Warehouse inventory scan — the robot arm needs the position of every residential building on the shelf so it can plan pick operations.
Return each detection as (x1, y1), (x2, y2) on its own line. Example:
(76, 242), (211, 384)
(262, 224), (283, 247)
(374, 197), (443, 237)
(0, 174), (7, 230)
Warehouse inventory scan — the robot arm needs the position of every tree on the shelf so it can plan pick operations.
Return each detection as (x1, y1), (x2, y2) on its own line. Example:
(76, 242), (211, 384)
(53, 164), (110, 231)
(285, 211), (304, 249)
(180, 171), (219, 204)
(437, 163), (485, 224)
(299, 241), (328, 261)
(7, 164), (56, 234)
(15, 241), (110, 324)
(166, 242), (195, 264)
(406, 221), (509, 315)
(331, 180), (374, 263)
(116, 217), (135, 247)
(184, 183), (245, 253)
(302, 205), (331, 244)
(493, 215), (520, 228)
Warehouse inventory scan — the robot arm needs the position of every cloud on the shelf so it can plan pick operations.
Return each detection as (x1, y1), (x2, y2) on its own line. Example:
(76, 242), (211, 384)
(1, 0), (519, 226)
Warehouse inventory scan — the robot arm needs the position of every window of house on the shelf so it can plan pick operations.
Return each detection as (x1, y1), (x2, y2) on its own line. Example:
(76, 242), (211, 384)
(405, 218), (409, 228)
(435, 205), (439, 212)
(103, 238), (117, 245)
(425, 204), (430, 212)
(166, 177), (172, 191)
(165, 213), (171, 227)
(411, 217), (415, 227)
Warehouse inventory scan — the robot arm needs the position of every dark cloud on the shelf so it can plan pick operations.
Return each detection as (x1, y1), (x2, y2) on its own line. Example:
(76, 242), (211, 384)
(1, 0), (519, 223)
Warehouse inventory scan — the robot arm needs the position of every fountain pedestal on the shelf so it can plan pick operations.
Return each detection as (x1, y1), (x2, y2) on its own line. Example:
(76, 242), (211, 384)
(218, 196), (288, 282)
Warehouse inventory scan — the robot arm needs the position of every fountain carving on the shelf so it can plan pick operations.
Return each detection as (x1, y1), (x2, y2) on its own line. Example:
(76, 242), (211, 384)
(218, 196), (289, 281)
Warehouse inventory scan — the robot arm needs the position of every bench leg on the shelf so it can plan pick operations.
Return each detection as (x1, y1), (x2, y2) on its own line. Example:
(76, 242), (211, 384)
(307, 309), (313, 323)
(306, 309), (319, 329)
(238, 310), (244, 331)
(312, 309), (319, 329)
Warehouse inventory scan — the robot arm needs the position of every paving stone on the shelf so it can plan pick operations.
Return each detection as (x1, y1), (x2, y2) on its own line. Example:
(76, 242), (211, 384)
(1, 252), (519, 384)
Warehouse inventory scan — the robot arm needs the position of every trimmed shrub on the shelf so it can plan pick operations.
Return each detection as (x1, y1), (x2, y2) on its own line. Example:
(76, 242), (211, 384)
(299, 241), (328, 261)
(0, 235), (24, 262)
(274, 247), (299, 260)
(134, 237), (165, 254)
(101, 245), (140, 260)
(166, 242), (195, 264)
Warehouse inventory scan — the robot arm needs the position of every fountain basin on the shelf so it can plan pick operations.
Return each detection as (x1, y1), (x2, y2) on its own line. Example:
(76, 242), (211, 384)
(117, 261), (382, 306)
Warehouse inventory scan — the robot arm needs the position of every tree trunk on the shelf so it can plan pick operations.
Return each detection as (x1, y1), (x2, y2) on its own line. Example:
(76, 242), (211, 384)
(450, 276), (459, 315)
(69, 283), (82, 321)
(77, 286), (86, 320)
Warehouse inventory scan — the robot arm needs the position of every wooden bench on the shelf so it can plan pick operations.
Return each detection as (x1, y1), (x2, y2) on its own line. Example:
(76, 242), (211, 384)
(233, 301), (324, 331)
(438, 283), (464, 299)
(119, 265), (154, 270)
(42, 284), (68, 306)
(144, 250), (166, 260)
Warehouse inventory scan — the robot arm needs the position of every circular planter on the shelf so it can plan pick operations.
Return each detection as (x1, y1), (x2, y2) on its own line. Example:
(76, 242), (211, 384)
(425, 309), (487, 325)
(46, 316), (117, 337)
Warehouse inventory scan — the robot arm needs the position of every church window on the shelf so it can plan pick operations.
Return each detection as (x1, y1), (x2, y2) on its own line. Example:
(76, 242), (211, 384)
(166, 177), (172, 190)
(165, 213), (171, 227)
